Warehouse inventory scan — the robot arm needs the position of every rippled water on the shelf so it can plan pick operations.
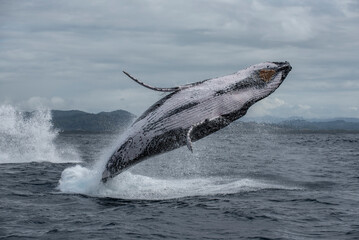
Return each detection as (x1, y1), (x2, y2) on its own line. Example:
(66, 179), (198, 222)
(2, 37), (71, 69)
(0, 106), (359, 239)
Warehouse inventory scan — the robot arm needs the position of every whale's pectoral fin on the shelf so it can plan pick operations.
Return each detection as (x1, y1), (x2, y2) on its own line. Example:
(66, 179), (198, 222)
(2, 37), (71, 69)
(186, 120), (206, 152)
(186, 116), (231, 152)
(186, 126), (194, 152)
(123, 71), (194, 92)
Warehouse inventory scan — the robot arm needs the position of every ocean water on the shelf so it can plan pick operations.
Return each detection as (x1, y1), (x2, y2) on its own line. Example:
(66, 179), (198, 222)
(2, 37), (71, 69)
(0, 105), (358, 239)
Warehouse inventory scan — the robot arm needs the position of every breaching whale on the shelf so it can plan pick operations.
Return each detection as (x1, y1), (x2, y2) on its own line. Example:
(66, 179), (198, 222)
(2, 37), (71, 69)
(102, 61), (292, 182)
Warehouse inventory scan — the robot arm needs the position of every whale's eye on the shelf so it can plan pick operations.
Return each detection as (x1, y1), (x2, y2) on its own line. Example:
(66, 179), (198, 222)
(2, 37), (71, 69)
(259, 69), (275, 82)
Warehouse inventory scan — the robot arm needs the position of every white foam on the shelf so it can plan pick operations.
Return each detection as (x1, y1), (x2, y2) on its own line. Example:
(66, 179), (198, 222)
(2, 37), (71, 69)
(58, 163), (300, 200)
(0, 104), (80, 164)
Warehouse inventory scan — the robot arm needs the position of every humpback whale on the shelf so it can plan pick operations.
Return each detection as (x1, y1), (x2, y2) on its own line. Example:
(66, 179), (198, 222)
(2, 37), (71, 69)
(102, 61), (292, 182)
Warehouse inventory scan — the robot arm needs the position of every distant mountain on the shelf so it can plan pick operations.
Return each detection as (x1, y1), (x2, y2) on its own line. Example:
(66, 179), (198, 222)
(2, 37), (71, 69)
(242, 115), (359, 124)
(46, 110), (359, 133)
(276, 119), (359, 132)
(51, 110), (136, 132)
(306, 117), (359, 123)
(241, 116), (359, 132)
(241, 116), (300, 123)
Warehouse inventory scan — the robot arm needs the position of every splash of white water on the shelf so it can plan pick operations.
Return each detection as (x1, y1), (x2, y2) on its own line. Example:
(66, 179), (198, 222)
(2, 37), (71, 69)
(0, 104), (80, 164)
(58, 163), (300, 200)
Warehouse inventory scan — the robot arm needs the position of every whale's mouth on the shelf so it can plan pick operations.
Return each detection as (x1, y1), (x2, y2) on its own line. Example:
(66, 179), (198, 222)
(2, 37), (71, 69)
(274, 61), (292, 80)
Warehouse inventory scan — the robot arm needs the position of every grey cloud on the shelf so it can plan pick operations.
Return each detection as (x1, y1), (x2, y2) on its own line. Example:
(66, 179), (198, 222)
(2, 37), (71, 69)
(0, 0), (358, 118)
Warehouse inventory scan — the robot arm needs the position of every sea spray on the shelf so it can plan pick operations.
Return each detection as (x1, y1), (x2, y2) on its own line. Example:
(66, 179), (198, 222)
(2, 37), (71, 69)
(0, 104), (80, 163)
(58, 165), (102, 194)
(57, 132), (301, 200)
(58, 163), (301, 200)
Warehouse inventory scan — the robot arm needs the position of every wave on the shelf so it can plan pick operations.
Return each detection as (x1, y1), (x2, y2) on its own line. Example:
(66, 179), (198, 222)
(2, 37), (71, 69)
(58, 164), (300, 200)
(0, 104), (80, 164)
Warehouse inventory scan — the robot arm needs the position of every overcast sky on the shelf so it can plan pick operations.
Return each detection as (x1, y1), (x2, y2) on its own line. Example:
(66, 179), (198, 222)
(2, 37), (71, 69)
(1, 0), (358, 118)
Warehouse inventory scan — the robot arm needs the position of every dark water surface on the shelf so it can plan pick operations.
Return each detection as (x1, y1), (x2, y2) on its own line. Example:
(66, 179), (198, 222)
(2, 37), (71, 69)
(1, 123), (359, 239)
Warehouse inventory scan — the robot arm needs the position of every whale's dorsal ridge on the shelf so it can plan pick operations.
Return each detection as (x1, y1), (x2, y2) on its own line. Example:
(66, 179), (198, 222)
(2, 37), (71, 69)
(123, 71), (193, 92)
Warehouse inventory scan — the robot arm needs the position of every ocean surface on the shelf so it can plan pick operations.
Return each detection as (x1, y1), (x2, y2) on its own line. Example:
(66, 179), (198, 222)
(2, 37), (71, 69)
(0, 106), (359, 239)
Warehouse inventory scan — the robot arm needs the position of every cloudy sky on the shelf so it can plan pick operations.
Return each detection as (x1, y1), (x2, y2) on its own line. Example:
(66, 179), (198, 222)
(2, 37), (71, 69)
(1, 0), (358, 118)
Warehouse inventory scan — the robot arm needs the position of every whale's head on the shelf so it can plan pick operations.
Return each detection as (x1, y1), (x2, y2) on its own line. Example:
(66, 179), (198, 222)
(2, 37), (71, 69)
(251, 61), (291, 93)
(218, 61), (291, 121)
(235, 61), (292, 102)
